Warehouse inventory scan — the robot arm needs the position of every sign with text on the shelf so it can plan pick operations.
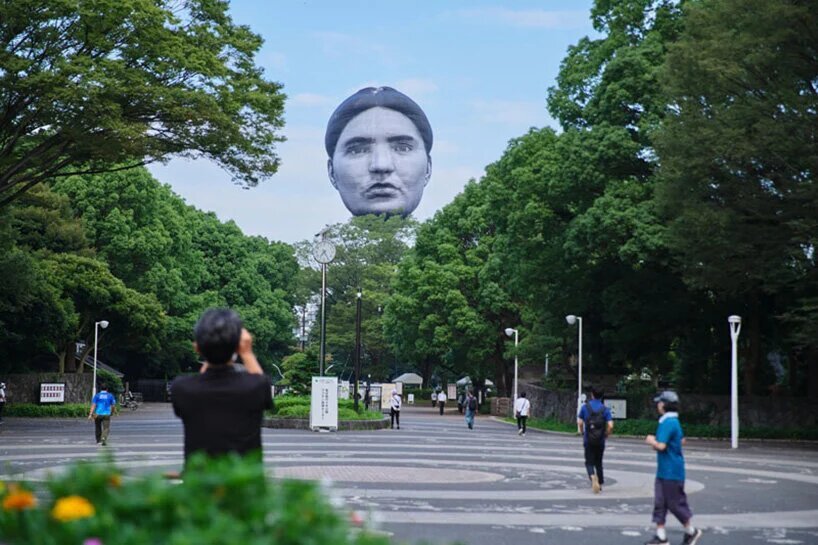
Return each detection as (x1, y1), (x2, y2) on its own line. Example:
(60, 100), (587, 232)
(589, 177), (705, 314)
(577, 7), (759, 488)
(40, 383), (65, 404)
(447, 384), (457, 402)
(380, 383), (397, 410)
(310, 376), (338, 430)
(605, 398), (627, 420)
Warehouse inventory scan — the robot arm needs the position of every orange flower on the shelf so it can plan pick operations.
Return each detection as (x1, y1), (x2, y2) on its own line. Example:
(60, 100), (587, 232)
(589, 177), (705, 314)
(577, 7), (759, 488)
(2, 490), (37, 511)
(108, 474), (122, 488)
(51, 495), (95, 522)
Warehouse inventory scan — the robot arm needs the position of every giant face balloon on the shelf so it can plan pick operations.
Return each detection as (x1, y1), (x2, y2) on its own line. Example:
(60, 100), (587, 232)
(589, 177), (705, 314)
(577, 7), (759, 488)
(326, 87), (433, 216)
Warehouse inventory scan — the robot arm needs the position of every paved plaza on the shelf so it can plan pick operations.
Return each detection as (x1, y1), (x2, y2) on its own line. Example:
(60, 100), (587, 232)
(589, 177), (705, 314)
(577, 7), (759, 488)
(1, 404), (817, 545)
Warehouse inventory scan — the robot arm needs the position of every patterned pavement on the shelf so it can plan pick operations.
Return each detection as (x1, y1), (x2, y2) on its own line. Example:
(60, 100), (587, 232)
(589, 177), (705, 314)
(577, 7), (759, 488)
(1, 403), (817, 545)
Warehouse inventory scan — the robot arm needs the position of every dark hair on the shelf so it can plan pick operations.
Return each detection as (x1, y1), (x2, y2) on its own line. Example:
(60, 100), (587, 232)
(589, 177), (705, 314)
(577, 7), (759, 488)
(590, 386), (603, 400)
(325, 86), (433, 157)
(663, 401), (679, 412)
(194, 308), (242, 366)
(519, 391), (526, 398)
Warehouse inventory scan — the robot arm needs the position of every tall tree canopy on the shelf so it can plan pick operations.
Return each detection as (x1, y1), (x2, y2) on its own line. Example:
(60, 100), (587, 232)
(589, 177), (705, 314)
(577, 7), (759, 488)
(0, 0), (286, 207)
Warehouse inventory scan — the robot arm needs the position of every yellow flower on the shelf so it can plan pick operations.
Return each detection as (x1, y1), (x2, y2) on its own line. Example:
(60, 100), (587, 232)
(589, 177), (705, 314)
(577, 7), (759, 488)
(0, 481), (5, 495)
(2, 490), (37, 511)
(51, 495), (95, 522)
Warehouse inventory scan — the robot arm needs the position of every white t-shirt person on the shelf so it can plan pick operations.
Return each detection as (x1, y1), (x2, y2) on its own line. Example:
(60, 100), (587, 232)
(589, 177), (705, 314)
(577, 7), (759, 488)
(514, 396), (531, 417)
(437, 391), (447, 404)
(390, 391), (402, 411)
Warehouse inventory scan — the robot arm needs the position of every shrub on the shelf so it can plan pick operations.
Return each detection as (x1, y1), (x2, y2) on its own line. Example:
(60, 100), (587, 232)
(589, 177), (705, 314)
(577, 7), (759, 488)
(276, 405), (310, 418)
(4, 404), (88, 418)
(0, 454), (390, 545)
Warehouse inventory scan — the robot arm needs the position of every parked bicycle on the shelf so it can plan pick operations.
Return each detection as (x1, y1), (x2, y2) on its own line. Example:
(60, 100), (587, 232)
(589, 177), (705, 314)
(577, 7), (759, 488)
(120, 391), (140, 411)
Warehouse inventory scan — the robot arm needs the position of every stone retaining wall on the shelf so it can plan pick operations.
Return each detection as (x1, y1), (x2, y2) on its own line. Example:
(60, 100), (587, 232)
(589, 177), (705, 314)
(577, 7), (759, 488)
(263, 416), (390, 431)
(0, 373), (93, 404)
(493, 382), (818, 428)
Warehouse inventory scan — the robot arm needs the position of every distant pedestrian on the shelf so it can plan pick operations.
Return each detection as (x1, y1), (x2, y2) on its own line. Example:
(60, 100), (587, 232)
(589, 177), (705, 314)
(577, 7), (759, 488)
(577, 386), (613, 494)
(644, 391), (702, 545)
(457, 392), (465, 414)
(0, 382), (6, 423)
(514, 392), (530, 436)
(464, 390), (477, 429)
(437, 390), (447, 415)
(88, 384), (117, 445)
(431, 390), (437, 408)
(364, 388), (371, 411)
(390, 389), (402, 429)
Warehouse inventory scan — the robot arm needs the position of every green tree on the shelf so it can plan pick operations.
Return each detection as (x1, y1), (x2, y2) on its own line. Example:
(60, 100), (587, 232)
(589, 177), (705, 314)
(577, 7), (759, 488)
(0, 0), (286, 207)
(655, 0), (818, 394)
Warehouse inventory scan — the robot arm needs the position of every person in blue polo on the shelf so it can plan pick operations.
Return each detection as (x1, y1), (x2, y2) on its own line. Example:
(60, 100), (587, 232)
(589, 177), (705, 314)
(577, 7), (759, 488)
(88, 384), (117, 446)
(644, 391), (702, 545)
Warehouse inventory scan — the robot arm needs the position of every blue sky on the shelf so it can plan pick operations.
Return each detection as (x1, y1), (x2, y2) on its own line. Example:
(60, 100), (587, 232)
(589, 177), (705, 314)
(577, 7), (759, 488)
(149, 1), (597, 243)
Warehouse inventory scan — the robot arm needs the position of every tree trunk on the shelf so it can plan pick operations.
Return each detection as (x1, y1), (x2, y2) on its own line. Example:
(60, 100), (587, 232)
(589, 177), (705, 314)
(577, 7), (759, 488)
(743, 298), (762, 395)
(807, 347), (818, 398)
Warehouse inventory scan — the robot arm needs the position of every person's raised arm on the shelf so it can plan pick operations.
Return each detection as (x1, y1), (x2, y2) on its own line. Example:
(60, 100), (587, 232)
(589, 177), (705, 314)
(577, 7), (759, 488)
(237, 328), (264, 375)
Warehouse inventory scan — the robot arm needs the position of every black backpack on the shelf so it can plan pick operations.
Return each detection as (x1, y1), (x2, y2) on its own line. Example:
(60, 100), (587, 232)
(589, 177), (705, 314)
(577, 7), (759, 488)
(585, 402), (606, 446)
(468, 397), (477, 411)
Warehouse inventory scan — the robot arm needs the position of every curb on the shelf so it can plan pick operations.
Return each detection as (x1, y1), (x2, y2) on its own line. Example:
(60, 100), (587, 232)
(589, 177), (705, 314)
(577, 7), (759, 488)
(263, 416), (390, 431)
(489, 416), (818, 445)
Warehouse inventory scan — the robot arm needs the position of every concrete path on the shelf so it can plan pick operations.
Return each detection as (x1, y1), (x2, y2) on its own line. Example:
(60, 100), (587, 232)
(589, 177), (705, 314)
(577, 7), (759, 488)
(1, 403), (817, 545)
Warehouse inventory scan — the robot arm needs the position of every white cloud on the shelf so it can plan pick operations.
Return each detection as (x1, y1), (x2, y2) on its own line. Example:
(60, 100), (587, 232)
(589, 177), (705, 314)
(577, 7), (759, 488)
(470, 99), (553, 127)
(449, 8), (588, 29)
(312, 31), (393, 65)
(289, 93), (335, 108)
(392, 78), (439, 98)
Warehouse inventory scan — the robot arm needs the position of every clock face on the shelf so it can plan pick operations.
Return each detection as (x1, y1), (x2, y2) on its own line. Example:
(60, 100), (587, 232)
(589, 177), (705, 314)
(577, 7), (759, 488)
(313, 240), (336, 264)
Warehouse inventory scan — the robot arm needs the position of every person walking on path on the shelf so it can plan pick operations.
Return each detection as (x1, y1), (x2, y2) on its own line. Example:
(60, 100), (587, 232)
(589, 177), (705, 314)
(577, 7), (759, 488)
(464, 390), (477, 429)
(644, 391), (703, 545)
(431, 390), (437, 408)
(0, 382), (6, 423)
(171, 308), (272, 463)
(437, 389), (447, 415)
(390, 389), (402, 429)
(577, 386), (613, 494)
(88, 384), (117, 445)
(514, 392), (531, 436)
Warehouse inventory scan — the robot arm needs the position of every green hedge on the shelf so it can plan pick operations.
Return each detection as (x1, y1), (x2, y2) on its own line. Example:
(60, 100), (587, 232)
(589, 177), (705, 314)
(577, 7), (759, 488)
(505, 417), (818, 440)
(270, 396), (383, 421)
(0, 455), (390, 545)
(4, 404), (89, 418)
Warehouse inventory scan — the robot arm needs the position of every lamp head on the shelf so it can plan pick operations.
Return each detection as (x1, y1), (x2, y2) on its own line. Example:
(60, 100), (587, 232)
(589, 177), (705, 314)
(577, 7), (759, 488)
(728, 315), (741, 325)
(99, 320), (110, 329)
(504, 327), (515, 337)
(565, 315), (577, 325)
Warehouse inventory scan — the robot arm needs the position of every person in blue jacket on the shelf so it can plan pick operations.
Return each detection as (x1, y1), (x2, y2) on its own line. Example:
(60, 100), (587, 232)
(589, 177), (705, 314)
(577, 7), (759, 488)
(88, 384), (117, 446)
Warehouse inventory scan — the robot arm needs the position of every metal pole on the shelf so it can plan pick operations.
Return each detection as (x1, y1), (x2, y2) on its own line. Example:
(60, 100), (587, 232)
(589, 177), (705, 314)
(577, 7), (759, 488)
(354, 291), (362, 412)
(513, 330), (518, 401)
(729, 316), (742, 449)
(301, 306), (306, 351)
(577, 317), (583, 417)
(319, 263), (327, 376)
(545, 354), (549, 377)
(92, 322), (99, 397)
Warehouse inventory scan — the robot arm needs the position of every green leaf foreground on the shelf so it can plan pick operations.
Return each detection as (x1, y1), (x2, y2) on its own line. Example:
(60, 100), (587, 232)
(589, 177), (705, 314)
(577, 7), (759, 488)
(0, 454), (391, 545)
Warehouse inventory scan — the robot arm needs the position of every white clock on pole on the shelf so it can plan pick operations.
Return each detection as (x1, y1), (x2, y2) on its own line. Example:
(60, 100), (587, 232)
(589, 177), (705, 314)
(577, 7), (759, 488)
(313, 240), (336, 264)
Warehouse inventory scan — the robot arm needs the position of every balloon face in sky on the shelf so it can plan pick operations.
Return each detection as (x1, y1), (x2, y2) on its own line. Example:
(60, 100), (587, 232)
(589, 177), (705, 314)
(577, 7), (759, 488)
(325, 87), (433, 216)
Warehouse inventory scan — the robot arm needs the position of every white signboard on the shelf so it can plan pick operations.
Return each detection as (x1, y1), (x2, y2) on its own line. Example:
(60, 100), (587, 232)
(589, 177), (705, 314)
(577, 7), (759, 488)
(310, 376), (338, 430)
(407, 393), (415, 405)
(380, 383), (397, 410)
(605, 398), (627, 420)
(40, 383), (65, 403)
(447, 384), (457, 402)
(338, 380), (350, 400)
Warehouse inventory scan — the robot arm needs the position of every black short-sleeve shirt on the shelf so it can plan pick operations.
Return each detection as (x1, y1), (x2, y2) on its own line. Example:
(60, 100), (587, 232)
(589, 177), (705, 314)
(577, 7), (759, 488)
(171, 366), (273, 460)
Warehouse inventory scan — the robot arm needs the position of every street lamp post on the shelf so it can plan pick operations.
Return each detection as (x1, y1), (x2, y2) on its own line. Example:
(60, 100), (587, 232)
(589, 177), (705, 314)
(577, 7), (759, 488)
(504, 327), (519, 401)
(92, 320), (110, 397)
(354, 290), (362, 412)
(566, 315), (583, 418)
(728, 315), (742, 449)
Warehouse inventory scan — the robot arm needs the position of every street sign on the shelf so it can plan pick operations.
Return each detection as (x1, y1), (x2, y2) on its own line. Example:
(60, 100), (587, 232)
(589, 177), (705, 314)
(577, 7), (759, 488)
(310, 376), (338, 431)
(605, 398), (627, 420)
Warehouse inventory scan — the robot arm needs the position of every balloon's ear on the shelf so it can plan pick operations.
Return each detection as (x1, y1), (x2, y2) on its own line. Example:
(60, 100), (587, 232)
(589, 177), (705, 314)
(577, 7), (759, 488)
(424, 156), (432, 186)
(328, 159), (338, 189)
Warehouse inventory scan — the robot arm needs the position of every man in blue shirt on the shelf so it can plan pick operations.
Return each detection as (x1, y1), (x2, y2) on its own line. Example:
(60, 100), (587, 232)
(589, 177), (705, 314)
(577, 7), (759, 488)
(644, 391), (702, 545)
(577, 386), (613, 493)
(88, 384), (117, 446)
